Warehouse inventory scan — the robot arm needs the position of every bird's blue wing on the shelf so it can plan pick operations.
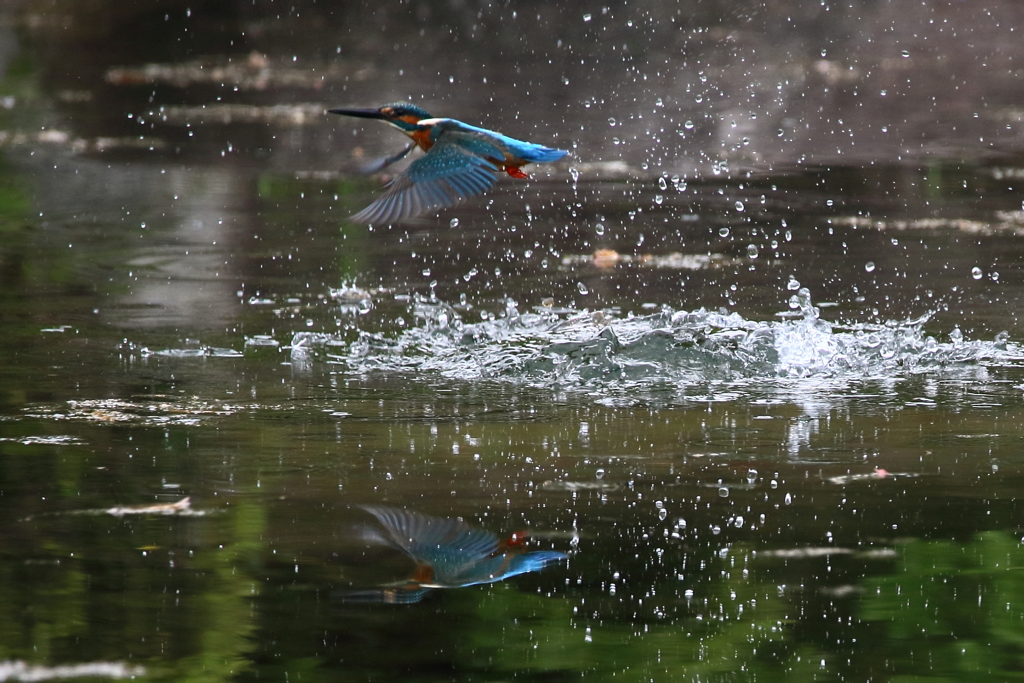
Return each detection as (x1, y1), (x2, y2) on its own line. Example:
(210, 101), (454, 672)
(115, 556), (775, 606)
(361, 505), (500, 570)
(350, 139), (499, 224)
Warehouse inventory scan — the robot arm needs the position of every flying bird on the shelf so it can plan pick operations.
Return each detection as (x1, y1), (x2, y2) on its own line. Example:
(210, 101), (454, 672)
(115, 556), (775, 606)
(329, 103), (568, 224)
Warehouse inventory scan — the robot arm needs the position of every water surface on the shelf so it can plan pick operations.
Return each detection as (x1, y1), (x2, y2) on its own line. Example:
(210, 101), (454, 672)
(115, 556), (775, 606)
(4, 2), (1024, 681)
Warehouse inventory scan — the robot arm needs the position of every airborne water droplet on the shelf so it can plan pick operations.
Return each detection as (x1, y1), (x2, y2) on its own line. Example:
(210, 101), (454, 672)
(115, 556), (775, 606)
(746, 244), (759, 259)
(450, 218), (460, 228)
(865, 261), (876, 272)
(577, 282), (589, 295)
(971, 266), (983, 280)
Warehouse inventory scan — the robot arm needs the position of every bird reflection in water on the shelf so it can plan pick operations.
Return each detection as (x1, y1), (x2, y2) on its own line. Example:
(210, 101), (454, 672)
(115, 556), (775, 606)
(344, 505), (567, 604)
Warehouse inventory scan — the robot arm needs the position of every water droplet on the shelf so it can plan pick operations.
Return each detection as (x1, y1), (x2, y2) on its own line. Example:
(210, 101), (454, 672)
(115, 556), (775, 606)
(595, 222), (606, 235)
(787, 276), (800, 291)
(746, 244), (759, 259)
(449, 218), (460, 228)
(596, 468), (605, 479)
(658, 176), (668, 191)
(719, 227), (730, 238)
(865, 261), (876, 272)
(746, 468), (758, 484)
(718, 486), (729, 498)
(711, 525), (721, 535)
(608, 117), (617, 127)
(971, 266), (983, 280)
(784, 493), (793, 505)
(770, 479), (778, 489)
(583, 13), (592, 21)
(577, 282), (589, 295)
(901, 49), (910, 58)
(658, 508), (668, 520)
(684, 120), (694, 130)
(569, 167), (580, 182)
(735, 201), (745, 212)
(654, 195), (664, 205)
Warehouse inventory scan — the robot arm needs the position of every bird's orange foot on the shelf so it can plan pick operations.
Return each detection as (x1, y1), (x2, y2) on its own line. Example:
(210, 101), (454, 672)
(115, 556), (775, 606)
(505, 167), (530, 179)
(504, 530), (530, 548)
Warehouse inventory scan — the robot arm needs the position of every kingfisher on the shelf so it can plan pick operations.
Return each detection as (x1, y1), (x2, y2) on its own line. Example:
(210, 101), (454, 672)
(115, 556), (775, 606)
(329, 103), (568, 224)
(342, 505), (567, 604)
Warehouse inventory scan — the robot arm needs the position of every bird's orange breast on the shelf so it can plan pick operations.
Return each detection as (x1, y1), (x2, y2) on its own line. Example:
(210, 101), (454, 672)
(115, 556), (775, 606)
(409, 128), (434, 152)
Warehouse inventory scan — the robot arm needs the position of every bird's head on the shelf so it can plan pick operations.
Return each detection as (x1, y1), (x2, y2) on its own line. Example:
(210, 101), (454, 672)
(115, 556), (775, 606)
(328, 102), (433, 133)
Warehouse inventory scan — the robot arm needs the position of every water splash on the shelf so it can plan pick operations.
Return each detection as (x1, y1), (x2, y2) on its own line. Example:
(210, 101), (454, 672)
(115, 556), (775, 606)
(290, 289), (1022, 403)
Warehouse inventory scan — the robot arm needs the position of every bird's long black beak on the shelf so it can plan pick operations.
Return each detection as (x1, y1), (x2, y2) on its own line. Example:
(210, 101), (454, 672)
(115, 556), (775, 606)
(328, 107), (386, 120)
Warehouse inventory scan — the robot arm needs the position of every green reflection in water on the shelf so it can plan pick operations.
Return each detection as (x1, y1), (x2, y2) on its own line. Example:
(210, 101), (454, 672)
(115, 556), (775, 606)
(861, 531), (1024, 680)
(164, 500), (266, 682)
(455, 547), (809, 682)
(253, 171), (369, 285)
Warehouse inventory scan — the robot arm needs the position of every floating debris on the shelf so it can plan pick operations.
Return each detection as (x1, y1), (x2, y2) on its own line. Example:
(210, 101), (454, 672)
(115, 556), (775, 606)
(24, 398), (241, 426)
(150, 103), (329, 126)
(570, 160), (632, 177)
(0, 130), (166, 153)
(757, 546), (898, 560)
(106, 52), (370, 90)
(561, 251), (735, 270)
(833, 214), (1024, 236)
(21, 498), (210, 523)
(757, 547), (854, 559)
(243, 335), (280, 349)
(825, 468), (893, 485)
(0, 660), (145, 682)
(0, 435), (85, 446)
(591, 248), (621, 268)
(141, 345), (243, 358)
(540, 480), (621, 492)
(98, 497), (197, 518)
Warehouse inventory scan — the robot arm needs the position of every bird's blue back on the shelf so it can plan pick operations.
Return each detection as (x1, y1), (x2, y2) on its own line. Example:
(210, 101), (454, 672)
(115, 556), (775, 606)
(430, 119), (568, 164)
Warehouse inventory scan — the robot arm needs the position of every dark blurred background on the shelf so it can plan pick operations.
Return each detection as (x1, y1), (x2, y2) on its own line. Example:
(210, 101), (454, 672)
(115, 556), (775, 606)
(10, 0), (1024, 174)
